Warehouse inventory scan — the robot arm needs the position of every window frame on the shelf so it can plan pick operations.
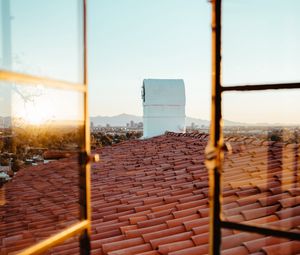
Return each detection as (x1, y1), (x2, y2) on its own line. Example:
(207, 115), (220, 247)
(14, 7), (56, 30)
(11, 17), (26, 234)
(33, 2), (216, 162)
(0, 0), (91, 254)
(207, 1), (300, 255)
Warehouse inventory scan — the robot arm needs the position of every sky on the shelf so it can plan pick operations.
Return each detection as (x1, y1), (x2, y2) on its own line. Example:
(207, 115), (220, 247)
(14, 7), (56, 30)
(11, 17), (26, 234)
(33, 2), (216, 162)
(1, 0), (300, 124)
(88, 0), (300, 123)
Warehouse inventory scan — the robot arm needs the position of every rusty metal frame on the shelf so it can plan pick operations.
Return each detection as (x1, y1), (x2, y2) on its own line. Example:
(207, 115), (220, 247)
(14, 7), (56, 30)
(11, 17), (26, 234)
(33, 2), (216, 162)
(222, 82), (300, 92)
(207, 0), (223, 254)
(207, 1), (300, 254)
(0, 0), (91, 254)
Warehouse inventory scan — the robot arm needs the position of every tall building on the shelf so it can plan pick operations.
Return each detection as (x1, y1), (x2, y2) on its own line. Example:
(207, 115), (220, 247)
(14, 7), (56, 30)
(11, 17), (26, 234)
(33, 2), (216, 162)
(142, 79), (186, 138)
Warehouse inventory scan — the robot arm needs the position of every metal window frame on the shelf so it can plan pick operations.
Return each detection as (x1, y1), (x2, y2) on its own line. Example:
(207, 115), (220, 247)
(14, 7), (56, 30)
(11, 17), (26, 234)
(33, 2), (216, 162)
(207, 1), (300, 255)
(0, 0), (91, 254)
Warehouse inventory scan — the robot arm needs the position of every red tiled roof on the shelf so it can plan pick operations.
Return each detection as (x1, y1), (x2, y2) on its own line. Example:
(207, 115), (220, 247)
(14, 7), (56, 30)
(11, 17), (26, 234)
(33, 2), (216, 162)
(1, 132), (300, 254)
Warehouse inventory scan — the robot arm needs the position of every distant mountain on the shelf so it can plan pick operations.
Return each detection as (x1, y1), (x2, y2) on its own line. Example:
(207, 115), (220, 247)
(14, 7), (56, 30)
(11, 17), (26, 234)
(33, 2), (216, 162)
(90, 114), (142, 127)
(223, 119), (247, 127)
(2, 114), (292, 128)
(185, 117), (209, 127)
(90, 114), (246, 127)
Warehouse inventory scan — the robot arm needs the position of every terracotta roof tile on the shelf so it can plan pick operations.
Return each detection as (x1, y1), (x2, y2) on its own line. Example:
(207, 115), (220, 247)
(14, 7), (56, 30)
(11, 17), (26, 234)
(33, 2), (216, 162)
(241, 204), (280, 221)
(2, 133), (300, 254)
(245, 215), (279, 225)
(222, 246), (249, 255)
(279, 196), (300, 208)
(120, 225), (137, 235)
(94, 235), (124, 245)
(191, 224), (209, 235)
(258, 193), (291, 207)
(125, 223), (168, 238)
(138, 251), (160, 255)
(222, 232), (263, 249)
(223, 202), (261, 217)
(191, 232), (209, 246)
(157, 240), (194, 255)
(137, 214), (173, 228)
(225, 214), (245, 222)
(267, 215), (300, 230)
(243, 236), (290, 253)
(107, 243), (152, 255)
(175, 198), (208, 210)
(129, 215), (148, 224)
(168, 244), (208, 255)
(134, 202), (164, 212)
(183, 217), (209, 231)
(149, 231), (192, 249)
(261, 241), (300, 255)
(172, 205), (206, 218)
(102, 237), (144, 254)
(151, 202), (178, 212)
(166, 213), (200, 228)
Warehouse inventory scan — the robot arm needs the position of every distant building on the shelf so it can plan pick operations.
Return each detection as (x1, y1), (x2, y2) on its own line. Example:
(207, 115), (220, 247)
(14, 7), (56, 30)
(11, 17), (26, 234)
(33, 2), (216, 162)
(130, 120), (134, 128)
(142, 79), (186, 138)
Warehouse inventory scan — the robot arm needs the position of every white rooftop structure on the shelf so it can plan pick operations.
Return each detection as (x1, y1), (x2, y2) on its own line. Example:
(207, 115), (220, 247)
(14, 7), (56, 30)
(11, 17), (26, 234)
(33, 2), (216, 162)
(142, 79), (186, 138)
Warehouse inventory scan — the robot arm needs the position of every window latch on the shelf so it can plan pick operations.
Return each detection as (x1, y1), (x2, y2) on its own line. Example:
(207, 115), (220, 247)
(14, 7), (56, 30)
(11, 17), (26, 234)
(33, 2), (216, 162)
(79, 152), (100, 165)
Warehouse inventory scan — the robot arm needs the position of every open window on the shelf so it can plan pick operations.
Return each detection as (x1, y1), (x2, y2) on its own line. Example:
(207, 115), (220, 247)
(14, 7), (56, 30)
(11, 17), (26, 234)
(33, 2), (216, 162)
(207, 0), (300, 254)
(0, 0), (91, 254)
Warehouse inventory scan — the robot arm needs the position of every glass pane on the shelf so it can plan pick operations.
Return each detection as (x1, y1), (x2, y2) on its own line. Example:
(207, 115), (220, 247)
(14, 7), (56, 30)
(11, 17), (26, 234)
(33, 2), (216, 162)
(45, 236), (79, 255)
(221, 229), (300, 255)
(0, 0), (83, 83)
(222, 89), (300, 233)
(222, 0), (300, 86)
(0, 82), (84, 253)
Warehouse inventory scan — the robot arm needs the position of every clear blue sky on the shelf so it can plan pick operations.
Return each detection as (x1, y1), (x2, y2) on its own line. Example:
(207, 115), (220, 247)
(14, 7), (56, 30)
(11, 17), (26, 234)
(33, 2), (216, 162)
(1, 0), (300, 124)
(88, 0), (300, 124)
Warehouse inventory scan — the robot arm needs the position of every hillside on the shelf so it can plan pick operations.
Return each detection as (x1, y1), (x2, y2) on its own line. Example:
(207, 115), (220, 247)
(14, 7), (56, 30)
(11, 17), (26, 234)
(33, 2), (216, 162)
(90, 114), (245, 127)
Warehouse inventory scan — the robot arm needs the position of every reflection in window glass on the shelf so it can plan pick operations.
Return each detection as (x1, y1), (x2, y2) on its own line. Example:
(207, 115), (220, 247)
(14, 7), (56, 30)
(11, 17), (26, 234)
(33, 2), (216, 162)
(222, 90), (300, 233)
(0, 83), (83, 253)
(0, 0), (83, 83)
(221, 229), (300, 254)
(222, 0), (300, 85)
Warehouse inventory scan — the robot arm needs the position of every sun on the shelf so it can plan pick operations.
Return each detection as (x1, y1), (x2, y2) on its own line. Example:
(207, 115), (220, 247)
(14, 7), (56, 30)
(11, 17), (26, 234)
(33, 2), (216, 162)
(11, 86), (83, 126)
(12, 93), (54, 126)
(24, 107), (47, 125)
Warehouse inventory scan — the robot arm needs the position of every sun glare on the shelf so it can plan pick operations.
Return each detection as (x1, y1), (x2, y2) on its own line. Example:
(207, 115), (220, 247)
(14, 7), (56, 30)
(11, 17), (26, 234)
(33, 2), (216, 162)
(11, 88), (84, 126)
(18, 102), (53, 125)
(24, 107), (47, 125)
(12, 92), (55, 126)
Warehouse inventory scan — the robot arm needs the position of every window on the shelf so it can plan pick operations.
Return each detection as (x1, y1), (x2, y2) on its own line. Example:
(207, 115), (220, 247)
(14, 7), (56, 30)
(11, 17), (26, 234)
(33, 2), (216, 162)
(0, 0), (92, 254)
(206, 0), (300, 254)
(207, 0), (300, 254)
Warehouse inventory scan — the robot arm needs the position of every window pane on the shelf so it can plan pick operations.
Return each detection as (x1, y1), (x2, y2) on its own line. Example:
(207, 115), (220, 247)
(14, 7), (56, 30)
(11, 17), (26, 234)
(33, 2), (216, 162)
(221, 229), (300, 254)
(222, 0), (300, 86)
(45, 236), (79, 255)
(222, 89), (300, 233)
(0, 0), (83, 83)
(0, 82), (84, 253)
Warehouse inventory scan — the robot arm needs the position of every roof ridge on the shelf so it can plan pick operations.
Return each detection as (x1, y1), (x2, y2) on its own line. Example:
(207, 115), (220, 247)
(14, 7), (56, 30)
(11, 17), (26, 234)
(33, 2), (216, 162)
(165, 132), (209, 140)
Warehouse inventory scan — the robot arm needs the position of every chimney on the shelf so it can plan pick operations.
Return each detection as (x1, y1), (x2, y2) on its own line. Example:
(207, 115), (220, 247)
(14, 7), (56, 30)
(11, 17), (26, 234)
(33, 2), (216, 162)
(142, 79), (186, 138)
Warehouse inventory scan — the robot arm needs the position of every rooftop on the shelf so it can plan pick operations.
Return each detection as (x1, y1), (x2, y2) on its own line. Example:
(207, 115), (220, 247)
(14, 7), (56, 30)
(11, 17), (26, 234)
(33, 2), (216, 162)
(1, 133), (300, 254)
